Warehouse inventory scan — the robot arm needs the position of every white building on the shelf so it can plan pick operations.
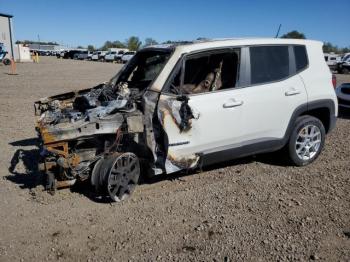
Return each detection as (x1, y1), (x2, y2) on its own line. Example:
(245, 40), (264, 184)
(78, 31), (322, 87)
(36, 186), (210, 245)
(0, 13), (15, 59)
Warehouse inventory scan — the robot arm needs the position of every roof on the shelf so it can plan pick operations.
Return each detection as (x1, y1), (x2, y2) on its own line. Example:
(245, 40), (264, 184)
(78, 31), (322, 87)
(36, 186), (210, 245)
(145, 38), (322, 54)
(150, 38), (323, 92)
(175, 38), (322, 54)
(0, 13), (13, 18)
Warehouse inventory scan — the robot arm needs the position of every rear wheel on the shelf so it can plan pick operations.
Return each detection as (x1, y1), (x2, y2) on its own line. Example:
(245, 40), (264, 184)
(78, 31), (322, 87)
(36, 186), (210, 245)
(3, 58), (11, 65)
(286, 115), (325, 166)
(342, 67), (350, 74)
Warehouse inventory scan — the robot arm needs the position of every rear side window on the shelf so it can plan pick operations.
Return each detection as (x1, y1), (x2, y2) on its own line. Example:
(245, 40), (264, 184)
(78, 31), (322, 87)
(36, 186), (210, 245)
(294, 45), (308, 72)
(250, 46), (289, 85)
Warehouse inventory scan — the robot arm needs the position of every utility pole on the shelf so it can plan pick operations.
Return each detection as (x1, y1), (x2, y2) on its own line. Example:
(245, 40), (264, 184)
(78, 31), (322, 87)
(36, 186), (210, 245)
(275, 24), (282, 38)
(38, 34), (41, 51)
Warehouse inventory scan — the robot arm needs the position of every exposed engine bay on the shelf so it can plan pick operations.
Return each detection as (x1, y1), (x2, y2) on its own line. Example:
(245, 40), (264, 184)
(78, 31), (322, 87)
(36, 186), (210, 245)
(35, 83), (145, 188)
(34, 49), (173, 201)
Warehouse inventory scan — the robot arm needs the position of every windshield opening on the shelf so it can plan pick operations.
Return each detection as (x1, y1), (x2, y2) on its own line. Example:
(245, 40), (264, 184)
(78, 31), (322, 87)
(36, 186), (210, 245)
(109, 49), (172, 90)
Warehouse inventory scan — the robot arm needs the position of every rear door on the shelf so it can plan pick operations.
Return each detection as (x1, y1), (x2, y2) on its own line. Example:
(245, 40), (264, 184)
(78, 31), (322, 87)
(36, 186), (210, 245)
(239, 45), (307, 143)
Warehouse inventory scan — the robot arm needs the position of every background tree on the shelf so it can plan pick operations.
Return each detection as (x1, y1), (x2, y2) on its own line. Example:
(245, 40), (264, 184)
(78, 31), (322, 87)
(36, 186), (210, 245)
(77, 45), (84, 49)
(323, 42), (339, 53)
(144, 38), (158, 47)
(112, 40), (126, 48)
(281, 30), (306, 39)
(101, 41), (113, 50)
(126, 36), (142, 51)
(15, 40), (58, 45)
(196, 37), (209, 41)
(87, 45), (95, 51)
(100, 40), (126, 50)
(342, 47), (350, 53)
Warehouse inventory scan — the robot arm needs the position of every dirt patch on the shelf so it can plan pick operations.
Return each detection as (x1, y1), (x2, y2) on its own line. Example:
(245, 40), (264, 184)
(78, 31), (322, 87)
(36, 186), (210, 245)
(0, 57), (349, 261)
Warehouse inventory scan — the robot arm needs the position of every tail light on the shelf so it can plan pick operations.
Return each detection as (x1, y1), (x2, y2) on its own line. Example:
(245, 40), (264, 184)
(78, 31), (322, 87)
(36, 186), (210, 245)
(332, 74), (337, 89)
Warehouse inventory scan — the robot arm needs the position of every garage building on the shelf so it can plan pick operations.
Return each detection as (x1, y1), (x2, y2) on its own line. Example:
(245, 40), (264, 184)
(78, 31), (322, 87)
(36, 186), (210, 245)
(0, 12), (15, 59)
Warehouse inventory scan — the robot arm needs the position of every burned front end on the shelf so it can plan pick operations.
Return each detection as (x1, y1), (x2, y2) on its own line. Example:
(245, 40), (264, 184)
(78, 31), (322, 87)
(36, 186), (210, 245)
(34, 48), (173, 201)
(35, 84), (144, 191)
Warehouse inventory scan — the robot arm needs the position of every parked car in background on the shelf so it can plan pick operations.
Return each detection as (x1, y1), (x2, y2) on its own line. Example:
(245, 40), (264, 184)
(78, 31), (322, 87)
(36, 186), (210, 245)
(336, 83), (350, 108)
(121, 51), (136, 63)
(324, 53), (341, 70)
(91, 51), (100, 61)
(63, 50), (81, 59)
(115, 50), (127, 63)
(73, 52), (81, 60)
(0, 42), (11, 65)
(104, 51), (117, 62)
(56, 51), (66, 59)
(91, 51), (107, 61)
(99, 51), (107, 61)
(34, 38), (337, 202)
(77, 51), (93, 60)
(336, 53), (350, 74)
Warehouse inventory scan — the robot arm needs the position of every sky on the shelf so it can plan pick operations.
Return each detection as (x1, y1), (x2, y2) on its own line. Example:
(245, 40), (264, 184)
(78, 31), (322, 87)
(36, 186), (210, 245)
(1, 0), (349, 48)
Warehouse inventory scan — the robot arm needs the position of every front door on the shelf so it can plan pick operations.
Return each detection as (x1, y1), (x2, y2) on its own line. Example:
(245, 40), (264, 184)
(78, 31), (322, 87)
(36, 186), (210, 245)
(156, 48), (245, 174)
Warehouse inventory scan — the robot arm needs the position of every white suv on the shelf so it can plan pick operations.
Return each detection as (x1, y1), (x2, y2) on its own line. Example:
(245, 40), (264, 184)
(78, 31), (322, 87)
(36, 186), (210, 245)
(104, 51), (117, 62)
(35, 38), (337, 201)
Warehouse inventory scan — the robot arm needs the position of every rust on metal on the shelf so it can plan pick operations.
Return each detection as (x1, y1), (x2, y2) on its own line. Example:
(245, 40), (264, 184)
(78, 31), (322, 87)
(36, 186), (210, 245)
(167, 153), (200, 170)
(46, 141), (69, 157)
(56, 179), (77, 189)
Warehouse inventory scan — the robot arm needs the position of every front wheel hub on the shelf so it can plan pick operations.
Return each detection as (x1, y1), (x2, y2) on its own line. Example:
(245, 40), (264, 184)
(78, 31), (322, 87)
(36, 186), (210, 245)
(93, 153), (140, 202)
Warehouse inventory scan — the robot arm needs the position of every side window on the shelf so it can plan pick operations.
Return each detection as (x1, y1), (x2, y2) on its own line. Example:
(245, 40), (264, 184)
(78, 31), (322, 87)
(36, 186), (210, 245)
(250, 46), (289, 85)
(168, 50), (241, 95)
(294, 45), (308, 72)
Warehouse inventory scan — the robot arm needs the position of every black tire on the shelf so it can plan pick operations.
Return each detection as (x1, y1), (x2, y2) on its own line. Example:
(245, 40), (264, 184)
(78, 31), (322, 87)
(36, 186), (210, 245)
(92, 153), (140, 202)
(286, 115), (325, 166)
(342, 67), (350, 74)
(3, 58), (11, 66)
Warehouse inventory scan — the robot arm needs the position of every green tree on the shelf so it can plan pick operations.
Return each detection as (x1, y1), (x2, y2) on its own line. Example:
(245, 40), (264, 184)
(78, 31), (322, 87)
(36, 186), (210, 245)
(77, 45), (84, 49)
(101, 41), (113, 50)
(100, 40), (126, 50)
(341, 47), (350, 53)
(126, 36), (142, 51)
(15, 40), (58, 45)
(112, 40), (126, 48)
(87, 45), (95, 51)
(323, 42), (338, 53)
(144, 38), (158, 47)
(281, 30), (306, 39)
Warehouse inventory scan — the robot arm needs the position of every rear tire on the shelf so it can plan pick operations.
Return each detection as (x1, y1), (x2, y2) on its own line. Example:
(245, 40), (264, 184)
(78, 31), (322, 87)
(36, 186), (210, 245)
(342, 68), (350, 74)
(3, 58), (11, 65)
(286, 115), (325, 166)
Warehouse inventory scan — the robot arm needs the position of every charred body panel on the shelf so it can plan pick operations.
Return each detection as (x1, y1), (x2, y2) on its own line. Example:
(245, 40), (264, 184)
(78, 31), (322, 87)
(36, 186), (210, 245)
(34, 46), (220, 197)
(156, 95), (200, 174)
(35, 48), (176, 198)
(35, 83), (147, 191)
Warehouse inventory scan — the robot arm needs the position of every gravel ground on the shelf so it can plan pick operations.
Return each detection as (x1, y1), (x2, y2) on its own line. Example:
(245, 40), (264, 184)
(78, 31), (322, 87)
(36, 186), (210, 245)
(0, 57), (349, 262)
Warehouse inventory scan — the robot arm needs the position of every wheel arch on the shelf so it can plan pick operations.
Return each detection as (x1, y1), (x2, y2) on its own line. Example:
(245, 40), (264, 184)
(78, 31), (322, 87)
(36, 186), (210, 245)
(285, 99), (336, 143)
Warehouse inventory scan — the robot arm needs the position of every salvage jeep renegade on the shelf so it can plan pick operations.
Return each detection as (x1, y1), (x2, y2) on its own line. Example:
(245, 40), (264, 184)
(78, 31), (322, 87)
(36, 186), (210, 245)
(34, 38), (337, 201)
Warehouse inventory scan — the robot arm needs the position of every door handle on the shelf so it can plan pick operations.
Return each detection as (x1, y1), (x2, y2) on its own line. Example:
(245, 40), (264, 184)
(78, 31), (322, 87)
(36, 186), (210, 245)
(285, 89), (301, 96)
(223, 100), (243, 108)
